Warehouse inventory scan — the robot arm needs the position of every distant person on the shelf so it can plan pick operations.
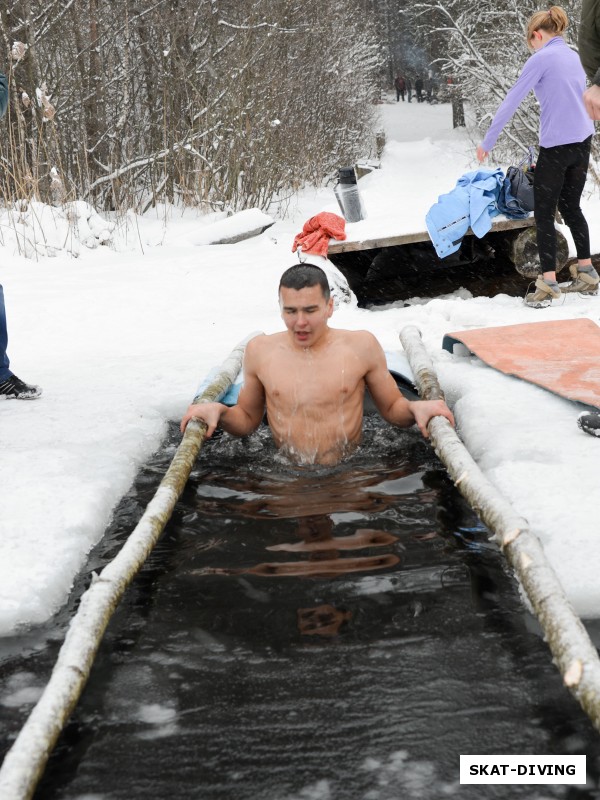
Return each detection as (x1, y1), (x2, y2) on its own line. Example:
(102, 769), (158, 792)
(415, 76), (424, 102)
(476, 6), (597, 308)
(425, 77), (433, 102)
(0, 69), (42, 400)
(394, 74), (406, 102)
(181, 264), (454, 465)
(405, 76), (413, 102)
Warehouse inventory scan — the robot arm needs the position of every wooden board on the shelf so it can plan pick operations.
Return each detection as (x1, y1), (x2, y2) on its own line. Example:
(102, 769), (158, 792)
(442, 319), (600, 410)
(327, 215), (535, 255)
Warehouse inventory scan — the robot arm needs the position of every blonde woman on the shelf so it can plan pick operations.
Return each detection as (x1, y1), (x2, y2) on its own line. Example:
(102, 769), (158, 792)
(477, 7), (597, 307)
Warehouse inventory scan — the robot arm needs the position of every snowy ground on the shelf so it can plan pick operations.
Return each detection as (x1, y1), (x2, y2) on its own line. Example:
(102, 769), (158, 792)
(1, 96), (600, 637)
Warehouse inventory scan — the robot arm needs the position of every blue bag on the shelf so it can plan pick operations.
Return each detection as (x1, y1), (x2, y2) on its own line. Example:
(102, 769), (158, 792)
(505, 147), (535, 215)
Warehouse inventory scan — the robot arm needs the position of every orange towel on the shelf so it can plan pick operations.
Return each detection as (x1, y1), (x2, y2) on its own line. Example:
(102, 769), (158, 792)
(292, 212), (346, 257)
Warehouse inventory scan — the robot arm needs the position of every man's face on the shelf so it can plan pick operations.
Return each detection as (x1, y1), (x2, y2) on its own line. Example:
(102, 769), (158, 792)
(279, 284), (334, 348)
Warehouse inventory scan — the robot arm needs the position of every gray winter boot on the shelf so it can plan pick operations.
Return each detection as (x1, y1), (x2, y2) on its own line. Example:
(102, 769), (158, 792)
(524, 276), (562, 308)
(561, 264), (599, 294)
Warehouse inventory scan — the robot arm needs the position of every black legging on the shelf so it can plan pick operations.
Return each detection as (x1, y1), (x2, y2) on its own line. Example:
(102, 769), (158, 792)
(534, 136), (591, 273)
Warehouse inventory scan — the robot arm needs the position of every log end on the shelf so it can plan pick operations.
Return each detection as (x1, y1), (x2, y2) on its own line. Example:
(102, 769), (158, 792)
(564, 659), (584, 688)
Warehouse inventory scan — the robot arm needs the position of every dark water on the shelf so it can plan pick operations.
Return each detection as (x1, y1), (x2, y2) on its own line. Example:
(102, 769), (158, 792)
(2, 420), (600, 800)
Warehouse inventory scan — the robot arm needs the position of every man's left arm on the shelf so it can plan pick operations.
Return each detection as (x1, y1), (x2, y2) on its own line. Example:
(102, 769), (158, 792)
(363, 333), (455, 438)
(406, 398), (455, 438)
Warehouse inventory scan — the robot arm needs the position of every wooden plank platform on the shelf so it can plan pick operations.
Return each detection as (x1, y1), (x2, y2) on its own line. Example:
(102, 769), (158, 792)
(327, 214), (536, 255)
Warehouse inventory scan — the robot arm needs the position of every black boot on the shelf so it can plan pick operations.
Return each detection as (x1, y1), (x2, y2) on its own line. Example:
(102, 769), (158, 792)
(577, 411), (600, 437)
(0, 374), (43, 399)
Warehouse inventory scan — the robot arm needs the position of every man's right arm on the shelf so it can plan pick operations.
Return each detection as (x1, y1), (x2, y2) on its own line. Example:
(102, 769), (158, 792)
(0, 72), (8, 119)
(180, 337), (267, 436)
(180, 383), (265, 437)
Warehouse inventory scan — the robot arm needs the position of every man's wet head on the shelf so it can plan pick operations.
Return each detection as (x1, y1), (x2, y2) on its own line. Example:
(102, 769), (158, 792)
(278, 263), (331, 300)
(279, 264), (333, 348)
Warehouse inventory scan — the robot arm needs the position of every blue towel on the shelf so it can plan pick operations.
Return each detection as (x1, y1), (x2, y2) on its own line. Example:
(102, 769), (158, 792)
(426, 168), (504, 259)
(194, 367), (243, 405)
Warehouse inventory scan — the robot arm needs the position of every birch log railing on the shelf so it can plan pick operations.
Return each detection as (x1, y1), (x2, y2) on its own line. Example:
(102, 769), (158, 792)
(399, 324), (600, 733)
(0, 333), (258, 800)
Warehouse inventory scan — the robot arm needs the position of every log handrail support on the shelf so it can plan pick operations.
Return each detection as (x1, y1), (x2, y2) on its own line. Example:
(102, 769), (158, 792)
(399, 324), (600, 733)
(0, 332), (260, 800)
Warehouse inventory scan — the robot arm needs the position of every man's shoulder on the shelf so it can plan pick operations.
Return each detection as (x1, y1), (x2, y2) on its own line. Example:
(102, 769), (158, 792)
(333, 328), (383, 358)
(258, 330), (288, 344)
(334, 328), (379, 345)
(246, 331), (286, 355)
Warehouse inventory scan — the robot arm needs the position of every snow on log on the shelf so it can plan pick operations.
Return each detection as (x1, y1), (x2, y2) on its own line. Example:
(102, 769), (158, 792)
(0, 333), (259, 800)
(399, 324), (600, 732)
(193, 208), (275, 245)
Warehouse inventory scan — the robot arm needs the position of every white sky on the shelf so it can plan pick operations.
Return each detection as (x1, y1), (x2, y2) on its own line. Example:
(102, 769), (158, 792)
(1, 98), (600, 637)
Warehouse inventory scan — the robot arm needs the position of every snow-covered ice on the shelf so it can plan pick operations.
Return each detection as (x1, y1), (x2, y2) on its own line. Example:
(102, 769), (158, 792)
(1, 99), (600, 636)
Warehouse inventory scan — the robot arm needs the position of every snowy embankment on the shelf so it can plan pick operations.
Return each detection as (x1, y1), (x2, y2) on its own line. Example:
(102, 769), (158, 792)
(1, 99), (600, 637)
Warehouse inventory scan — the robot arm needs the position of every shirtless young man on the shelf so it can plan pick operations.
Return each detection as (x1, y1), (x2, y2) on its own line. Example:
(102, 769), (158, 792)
(180, 264), (454, 465)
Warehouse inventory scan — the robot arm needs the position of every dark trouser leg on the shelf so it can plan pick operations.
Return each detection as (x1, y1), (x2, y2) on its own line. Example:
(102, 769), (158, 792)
(534, 146), (567, 274)
(0, 284), (12, 381)
(557, 137), (592, 260)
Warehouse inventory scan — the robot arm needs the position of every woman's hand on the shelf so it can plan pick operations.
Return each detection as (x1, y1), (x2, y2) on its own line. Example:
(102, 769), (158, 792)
(476, 144), (489, 163)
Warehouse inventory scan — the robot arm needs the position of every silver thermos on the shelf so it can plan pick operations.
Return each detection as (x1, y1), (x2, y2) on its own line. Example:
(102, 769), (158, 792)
(334, 167), (366, 222)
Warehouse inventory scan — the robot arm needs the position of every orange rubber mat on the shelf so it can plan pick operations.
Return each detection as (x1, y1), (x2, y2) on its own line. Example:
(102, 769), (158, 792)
(442, 319), (600, 409)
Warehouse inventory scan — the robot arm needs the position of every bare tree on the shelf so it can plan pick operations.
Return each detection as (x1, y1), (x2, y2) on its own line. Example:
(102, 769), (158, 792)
(0, 0), (383, 214)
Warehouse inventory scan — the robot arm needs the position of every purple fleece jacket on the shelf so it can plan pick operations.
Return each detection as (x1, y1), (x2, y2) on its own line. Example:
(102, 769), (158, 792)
(482, 37), (594, 152)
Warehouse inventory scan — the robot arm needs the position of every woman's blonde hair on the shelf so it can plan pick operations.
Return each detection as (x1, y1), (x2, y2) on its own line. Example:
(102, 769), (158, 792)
(526, 6), (568, 44)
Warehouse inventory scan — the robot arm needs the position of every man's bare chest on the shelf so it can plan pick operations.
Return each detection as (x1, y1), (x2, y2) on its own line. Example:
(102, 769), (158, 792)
(258, 349), (364, 409)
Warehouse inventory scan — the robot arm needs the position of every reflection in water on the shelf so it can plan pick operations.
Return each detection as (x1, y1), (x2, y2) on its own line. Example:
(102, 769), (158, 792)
(298, 605), (352, 637)
(196, 553), (401, 578)
(193, 513), (402, 578)
(267, 526), (399, 552)
(266, 516), (397, 553)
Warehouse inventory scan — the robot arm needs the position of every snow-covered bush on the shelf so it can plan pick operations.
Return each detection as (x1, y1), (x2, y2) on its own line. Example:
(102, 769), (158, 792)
(0, 200), (114, 259)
